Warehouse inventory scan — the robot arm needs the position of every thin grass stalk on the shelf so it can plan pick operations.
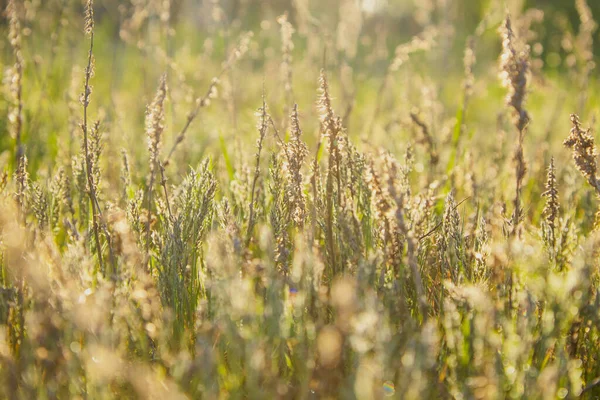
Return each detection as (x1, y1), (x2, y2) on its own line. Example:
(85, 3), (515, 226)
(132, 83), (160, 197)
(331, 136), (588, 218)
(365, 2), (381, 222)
(499, 15), (530, 238)
(81, 0), (104, 272)
(245, 92), (268, 247)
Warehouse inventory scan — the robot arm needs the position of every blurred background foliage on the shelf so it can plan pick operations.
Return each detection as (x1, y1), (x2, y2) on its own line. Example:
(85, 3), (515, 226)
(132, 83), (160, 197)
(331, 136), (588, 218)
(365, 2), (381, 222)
(1, 0), (597, 70)
(0, 0), (595, 203)
(1, 0), (597, 171)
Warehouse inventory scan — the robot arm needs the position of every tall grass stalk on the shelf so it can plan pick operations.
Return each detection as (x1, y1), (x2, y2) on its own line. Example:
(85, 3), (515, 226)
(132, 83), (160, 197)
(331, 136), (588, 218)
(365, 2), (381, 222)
(81, 0), (105, 272)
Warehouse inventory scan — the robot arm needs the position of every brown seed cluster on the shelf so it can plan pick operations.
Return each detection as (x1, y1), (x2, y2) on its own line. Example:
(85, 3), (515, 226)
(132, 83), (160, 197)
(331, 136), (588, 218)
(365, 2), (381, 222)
(564, 114), (600, 193)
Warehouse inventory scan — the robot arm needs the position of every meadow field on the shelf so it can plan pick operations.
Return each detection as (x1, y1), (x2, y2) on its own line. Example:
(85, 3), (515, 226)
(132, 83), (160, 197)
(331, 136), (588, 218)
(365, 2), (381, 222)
(2, 0), (600, 398)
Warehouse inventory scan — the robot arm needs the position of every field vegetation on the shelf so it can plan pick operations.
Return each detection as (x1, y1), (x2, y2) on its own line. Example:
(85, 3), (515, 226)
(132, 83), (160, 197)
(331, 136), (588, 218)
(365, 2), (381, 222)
(2, 0), (600, 398)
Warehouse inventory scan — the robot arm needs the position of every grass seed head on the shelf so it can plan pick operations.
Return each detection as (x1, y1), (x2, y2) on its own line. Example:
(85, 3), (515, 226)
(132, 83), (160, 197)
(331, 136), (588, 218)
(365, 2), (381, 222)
(499, 14), (530, 132)
(564, 114), (599, 192)
(84, 0), (94, 36)
(146, 75), (168, 173)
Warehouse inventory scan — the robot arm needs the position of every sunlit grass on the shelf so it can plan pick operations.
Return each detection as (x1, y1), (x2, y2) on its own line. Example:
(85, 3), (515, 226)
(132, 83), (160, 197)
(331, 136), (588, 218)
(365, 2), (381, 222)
(1, 0), (600, 399)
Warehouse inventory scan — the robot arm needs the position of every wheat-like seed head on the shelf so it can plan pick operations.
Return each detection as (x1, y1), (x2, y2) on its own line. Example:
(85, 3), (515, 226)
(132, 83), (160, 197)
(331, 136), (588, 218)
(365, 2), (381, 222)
(318, 70), (335, 130)
(499, 14), (530, 133)
(564, 114), (600, 193)
(285, 105), (308, 226)
(7, 0), (21, 52)
(84, 0), (94, 36)
(542, 157), (559, 229)
(542, 157), (560, 249)
(89, 120), (103, 191)
(146, 75), (168, 173)
(318, 71), (344, 187)
(442, 192), (460, 242)
(15, 155), (29, 209)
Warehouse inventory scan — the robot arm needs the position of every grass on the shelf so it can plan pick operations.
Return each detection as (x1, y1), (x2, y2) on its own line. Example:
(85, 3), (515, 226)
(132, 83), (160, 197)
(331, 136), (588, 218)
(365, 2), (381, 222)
(1, 0), (600, 398)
